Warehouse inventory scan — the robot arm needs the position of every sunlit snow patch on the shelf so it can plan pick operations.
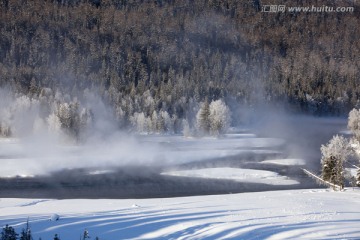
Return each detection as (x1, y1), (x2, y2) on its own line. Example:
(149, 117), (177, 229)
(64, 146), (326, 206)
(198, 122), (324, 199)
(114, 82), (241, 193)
(260, 158), (305, 166)
(162, 167), (299, 185)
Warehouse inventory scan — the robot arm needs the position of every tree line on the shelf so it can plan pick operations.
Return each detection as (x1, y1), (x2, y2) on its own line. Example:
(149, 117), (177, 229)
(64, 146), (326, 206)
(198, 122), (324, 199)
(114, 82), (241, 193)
(0, 0), (359, 137)
(1, 223), (95, 240)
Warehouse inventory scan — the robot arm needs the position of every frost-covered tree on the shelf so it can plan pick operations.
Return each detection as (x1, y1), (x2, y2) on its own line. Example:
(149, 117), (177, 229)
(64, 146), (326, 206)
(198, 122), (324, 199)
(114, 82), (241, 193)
(348, 108), (360, 141)
(151, 111), (158, 132)
(156, 114), (165, 132)
(196, 100), (210, 134)
(160, 110), (172, 133)
(320, 135), (351, 190)
(58, 102), (78, 132)
(79, 108), (93, 132)
(46, 100), (92, 139)
(115, 106), (126, 127)
(131, 112), (150, 133)
(209, 99), (231, 135)
(47, 113), (62, 134)
(0, 123), (12, 137)
(347, 109), (360, 186)
(182, 119), (191, 137)
(0, 94), (41, 137)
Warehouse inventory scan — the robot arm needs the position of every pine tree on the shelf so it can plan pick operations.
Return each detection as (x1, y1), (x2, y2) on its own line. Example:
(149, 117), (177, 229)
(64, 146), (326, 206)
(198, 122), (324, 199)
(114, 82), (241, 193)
(196, 99), (210, 134)
(19, 220), (32, 240)
(82, 229), (90, 240)
(53, 234), (60, 240)
(1, 225), (18, 240)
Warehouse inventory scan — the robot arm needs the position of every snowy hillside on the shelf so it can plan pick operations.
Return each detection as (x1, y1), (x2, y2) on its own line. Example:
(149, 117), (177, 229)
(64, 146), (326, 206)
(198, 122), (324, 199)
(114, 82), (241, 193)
(1, 189), (359, 239)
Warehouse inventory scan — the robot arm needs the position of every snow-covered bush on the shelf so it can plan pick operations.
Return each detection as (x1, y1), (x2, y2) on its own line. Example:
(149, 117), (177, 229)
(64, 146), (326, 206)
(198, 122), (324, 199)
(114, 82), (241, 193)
(50, 214), (60, 221)
(320, 135), (351, 190)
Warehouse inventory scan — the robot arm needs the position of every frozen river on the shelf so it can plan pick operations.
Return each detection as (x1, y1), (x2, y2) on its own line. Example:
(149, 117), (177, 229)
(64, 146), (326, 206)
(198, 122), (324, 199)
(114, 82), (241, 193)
(0, 116), (347, 198)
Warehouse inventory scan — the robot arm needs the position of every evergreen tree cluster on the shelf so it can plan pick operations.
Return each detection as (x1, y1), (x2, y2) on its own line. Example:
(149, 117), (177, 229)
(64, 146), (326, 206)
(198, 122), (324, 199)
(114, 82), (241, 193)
(1, 224), (100, 240)
(0, 0), (359, 123)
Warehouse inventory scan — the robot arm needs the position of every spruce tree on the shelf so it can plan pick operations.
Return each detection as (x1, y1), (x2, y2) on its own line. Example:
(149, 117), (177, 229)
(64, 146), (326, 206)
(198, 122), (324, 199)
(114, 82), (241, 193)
(82, 229), (90, 240)
(19, 220), (32, 240)
(1, 225), (18, 240)
(196, 99), (210, 134)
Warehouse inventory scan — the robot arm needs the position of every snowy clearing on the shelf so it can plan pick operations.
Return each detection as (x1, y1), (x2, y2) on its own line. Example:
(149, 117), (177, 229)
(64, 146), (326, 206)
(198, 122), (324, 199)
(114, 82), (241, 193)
(0, 189), (359, 239)
(161, 168), (299, 185)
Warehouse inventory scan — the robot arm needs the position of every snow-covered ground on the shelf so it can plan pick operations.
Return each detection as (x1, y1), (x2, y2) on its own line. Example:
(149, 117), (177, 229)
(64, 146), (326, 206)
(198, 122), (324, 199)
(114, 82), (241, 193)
(1, 118), (355, 239)
(260, 158), (306, 166)
(0, 189), (359, 239)
(162, 167), (299, 185)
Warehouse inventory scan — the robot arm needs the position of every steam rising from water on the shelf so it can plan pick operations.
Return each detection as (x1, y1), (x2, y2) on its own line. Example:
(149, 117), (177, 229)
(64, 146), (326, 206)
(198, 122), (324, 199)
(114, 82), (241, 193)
(0, 89), (347, 178)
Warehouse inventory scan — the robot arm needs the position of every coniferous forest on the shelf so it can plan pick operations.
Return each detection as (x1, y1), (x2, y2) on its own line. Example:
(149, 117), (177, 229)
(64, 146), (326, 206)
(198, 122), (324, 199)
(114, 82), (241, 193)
(0, 0), (359, 136)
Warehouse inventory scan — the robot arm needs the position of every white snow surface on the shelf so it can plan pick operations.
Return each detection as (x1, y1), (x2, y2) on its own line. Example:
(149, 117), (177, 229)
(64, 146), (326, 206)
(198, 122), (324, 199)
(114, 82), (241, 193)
(260, 158), (306, 166)
(161, 168), (299, 185)
(0, 189), (359, 239)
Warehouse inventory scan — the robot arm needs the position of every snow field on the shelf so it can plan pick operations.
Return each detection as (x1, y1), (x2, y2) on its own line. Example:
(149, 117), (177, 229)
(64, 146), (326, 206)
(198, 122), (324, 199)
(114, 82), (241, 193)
(161, 168), (299, 185)
(0, 189), (359, 239)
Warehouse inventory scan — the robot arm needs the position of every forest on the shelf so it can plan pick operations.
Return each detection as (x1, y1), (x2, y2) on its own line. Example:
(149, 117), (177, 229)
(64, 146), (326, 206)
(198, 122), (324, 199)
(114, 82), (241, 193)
(0, 0), (359, 137)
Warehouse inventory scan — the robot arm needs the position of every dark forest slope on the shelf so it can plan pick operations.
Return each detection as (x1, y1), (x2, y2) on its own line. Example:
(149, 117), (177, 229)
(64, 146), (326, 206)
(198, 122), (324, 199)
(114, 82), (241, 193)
(0, 0), (359, 119)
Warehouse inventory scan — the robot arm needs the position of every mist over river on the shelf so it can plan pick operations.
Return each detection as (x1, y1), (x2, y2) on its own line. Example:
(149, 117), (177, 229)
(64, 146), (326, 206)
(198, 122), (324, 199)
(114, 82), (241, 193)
(0, 115), (347, 199)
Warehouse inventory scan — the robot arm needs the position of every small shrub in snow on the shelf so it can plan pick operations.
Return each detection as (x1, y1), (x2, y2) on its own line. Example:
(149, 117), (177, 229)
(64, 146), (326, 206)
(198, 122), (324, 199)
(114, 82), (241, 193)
(82, 229), (90, 240)
(50, 214), (60, 221)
